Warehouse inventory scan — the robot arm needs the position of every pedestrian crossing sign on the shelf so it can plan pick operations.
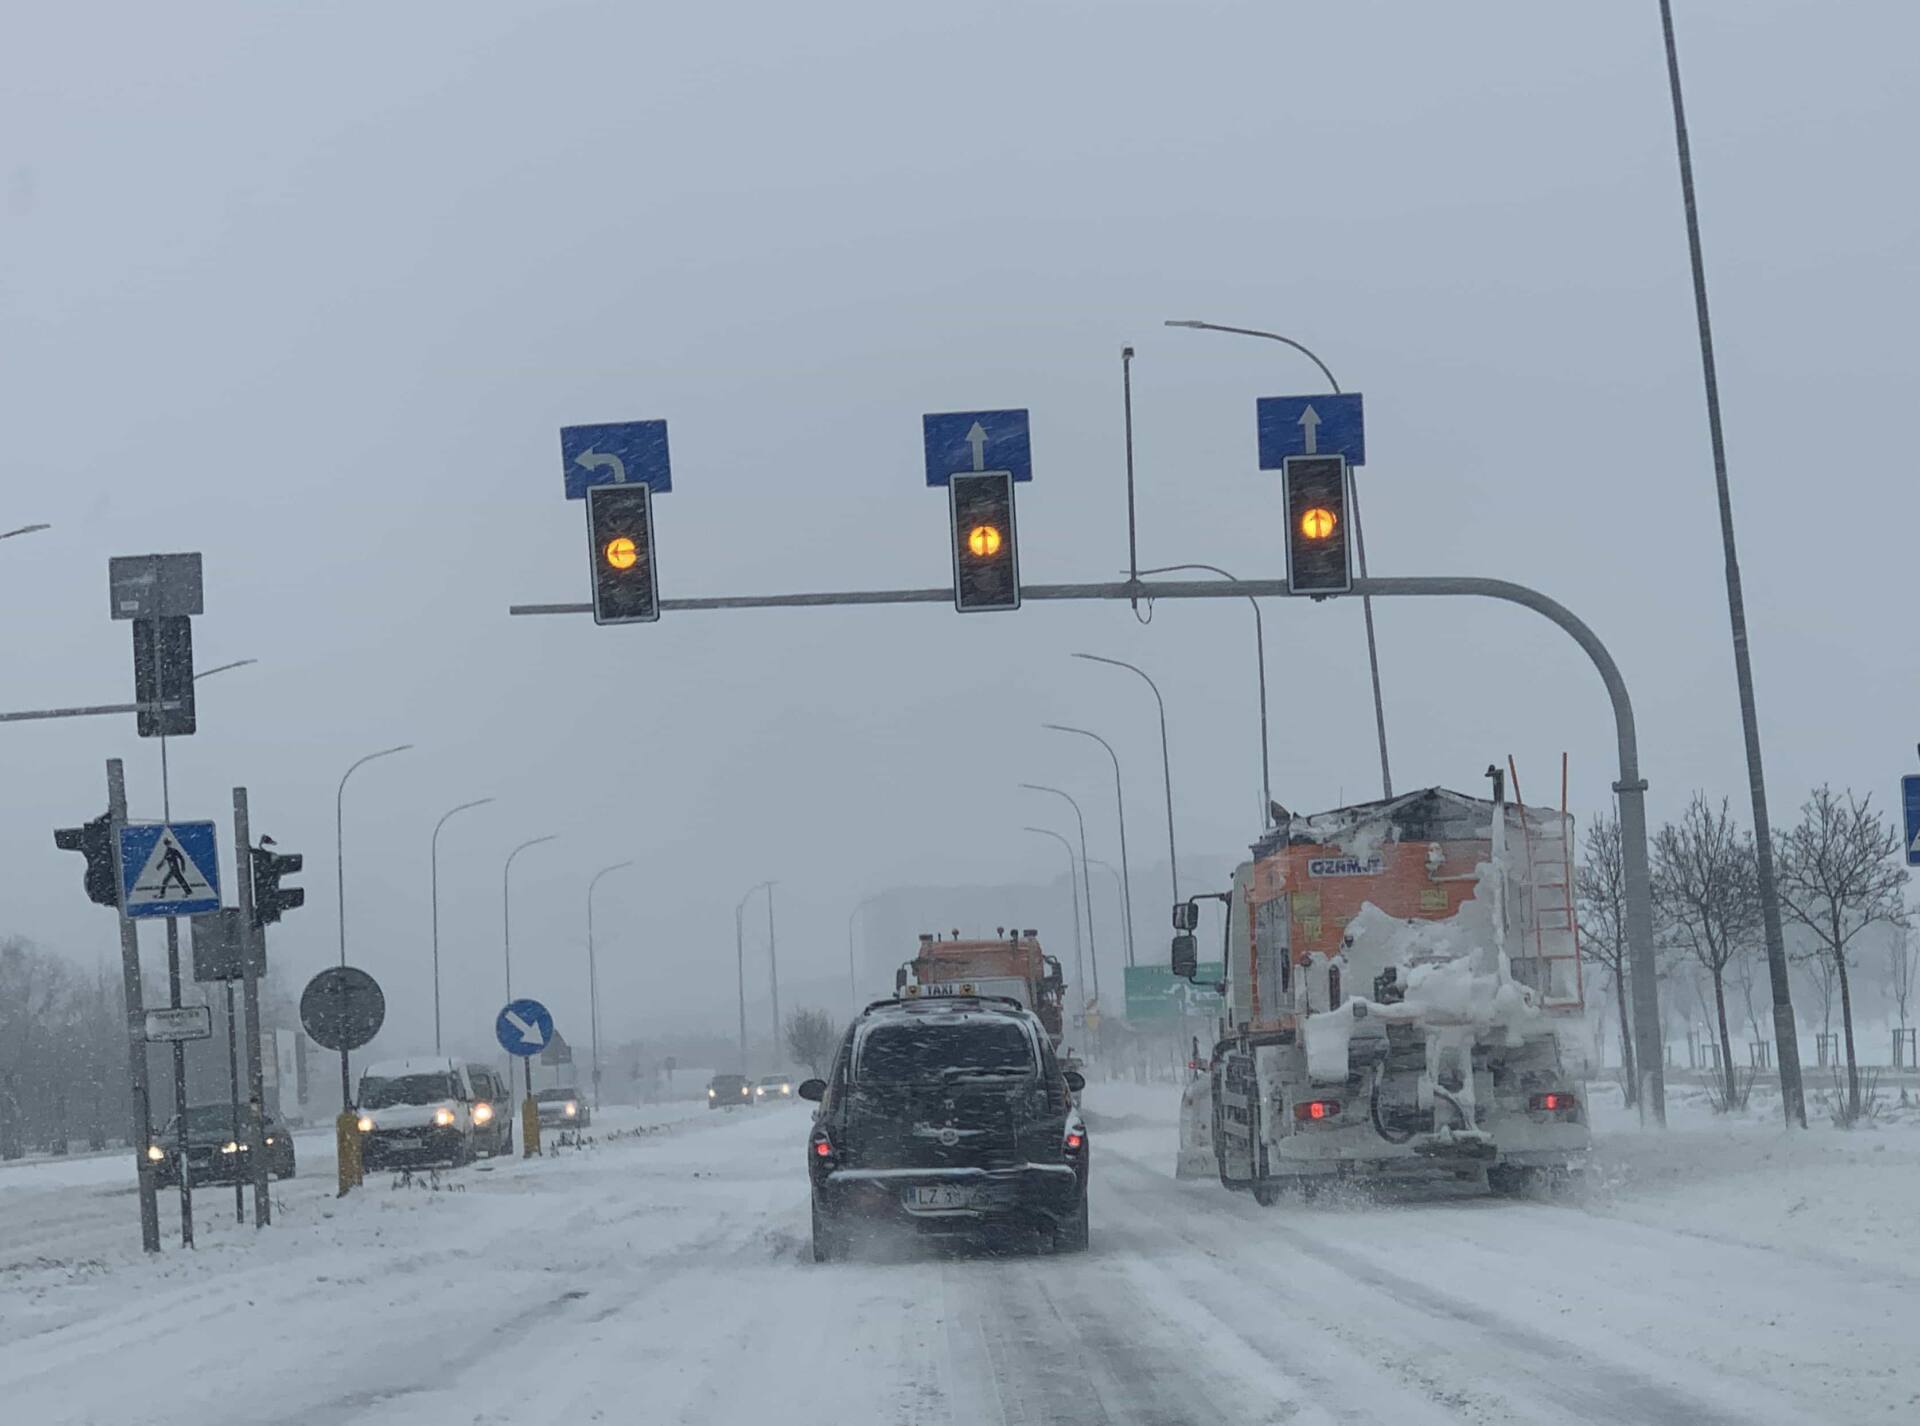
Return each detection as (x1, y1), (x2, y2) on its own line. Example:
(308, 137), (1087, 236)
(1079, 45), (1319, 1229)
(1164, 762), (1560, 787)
(119, 820), (222, 918)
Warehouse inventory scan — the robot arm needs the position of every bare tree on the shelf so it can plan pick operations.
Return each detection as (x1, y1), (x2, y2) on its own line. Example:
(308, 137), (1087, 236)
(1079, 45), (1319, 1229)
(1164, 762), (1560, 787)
(1776, 786), (1909, 1119)
(784, 1008), (839, 1078)
(1576, 811), (1636, 1104)
(1654, 795), (1760, 1107)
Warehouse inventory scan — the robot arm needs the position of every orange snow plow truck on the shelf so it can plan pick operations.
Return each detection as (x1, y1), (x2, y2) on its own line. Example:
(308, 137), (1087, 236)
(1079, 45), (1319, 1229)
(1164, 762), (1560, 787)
(897, 931), (1066, 1045)
(1177, 775), (1590, 1200)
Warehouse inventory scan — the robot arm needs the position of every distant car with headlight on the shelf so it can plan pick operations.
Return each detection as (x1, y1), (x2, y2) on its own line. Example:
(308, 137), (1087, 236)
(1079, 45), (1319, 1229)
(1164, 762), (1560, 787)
(355, 1057), (481, 1169)
(708, 1073), (753, 1108)
(755, 1075), (795, 1102)
(466, 1063), (513, 1157)
(534, 1086), (589, 1130)
(148, 1104), (296, 1187)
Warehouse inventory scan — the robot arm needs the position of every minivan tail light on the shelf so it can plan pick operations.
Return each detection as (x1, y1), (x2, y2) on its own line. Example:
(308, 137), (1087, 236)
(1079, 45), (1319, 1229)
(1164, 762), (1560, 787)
(1294, 1099), (1341, 1123)
(812, 1131), (833, 1161)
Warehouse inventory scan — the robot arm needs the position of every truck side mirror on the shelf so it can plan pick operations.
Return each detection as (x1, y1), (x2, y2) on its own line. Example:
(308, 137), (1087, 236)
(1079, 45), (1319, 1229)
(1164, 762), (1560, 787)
(1171, 933), (1198, 979)
(1172, 901), (1198, 932)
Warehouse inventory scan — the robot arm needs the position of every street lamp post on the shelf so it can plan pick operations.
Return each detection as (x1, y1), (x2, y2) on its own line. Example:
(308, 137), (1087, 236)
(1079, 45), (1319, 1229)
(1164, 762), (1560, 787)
(848, 894), (882, 1016)
(1020, 785), (1100, 1007)
(0, 522), (51, 542)
(1653, 0), (1804, 1130)
(586, 861), (635, 1112)
(735, 882), (773, 1073)
(430, 798), (494, 1055)
(1135, 563), (1272, 825)
(336, 745), (414, 968)
(1024, 827), (1087, 1030)
(1072, 654), (1179, 914)
(1165, 318), (1392, 800)
(766, 883), (782, 1061)
(1043, 724), (1137, 967)
(503, 835), (557, 1001)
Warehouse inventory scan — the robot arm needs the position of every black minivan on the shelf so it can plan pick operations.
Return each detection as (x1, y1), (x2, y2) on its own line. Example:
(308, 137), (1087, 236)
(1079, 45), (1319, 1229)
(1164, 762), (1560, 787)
(800, 996), (1087, 1261)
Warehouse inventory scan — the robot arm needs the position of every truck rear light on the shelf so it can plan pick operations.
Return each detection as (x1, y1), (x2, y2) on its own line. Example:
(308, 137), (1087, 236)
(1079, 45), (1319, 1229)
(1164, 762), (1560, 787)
(1294, 1100), (1341, 1123)
(1529, 1092), (1578, 1115)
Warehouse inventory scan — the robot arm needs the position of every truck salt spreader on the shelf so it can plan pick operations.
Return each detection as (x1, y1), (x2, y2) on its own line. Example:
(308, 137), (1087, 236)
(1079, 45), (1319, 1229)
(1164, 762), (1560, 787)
(1177, 776), (1590, 1200)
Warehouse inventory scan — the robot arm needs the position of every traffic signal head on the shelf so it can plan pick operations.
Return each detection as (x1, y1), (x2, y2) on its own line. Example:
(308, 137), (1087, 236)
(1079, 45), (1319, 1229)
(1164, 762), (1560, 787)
(586, 483), (659, 625)
(250, 844), (306, 929)
(1282, 454), (1351, 595)
(54, 812), (120, 908)
(949, 471), (1019, 612)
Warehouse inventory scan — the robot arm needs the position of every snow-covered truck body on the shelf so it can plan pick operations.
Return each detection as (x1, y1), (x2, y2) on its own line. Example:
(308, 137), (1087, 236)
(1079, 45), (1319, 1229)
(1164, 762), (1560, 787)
(898, 932), (1066, 1045)
(1197, 784), (1589, 1198)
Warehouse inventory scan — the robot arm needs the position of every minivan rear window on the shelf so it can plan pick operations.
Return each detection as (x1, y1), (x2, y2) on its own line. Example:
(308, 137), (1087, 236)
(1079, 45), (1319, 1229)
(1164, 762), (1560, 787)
(856, 1021), (1033, 1082)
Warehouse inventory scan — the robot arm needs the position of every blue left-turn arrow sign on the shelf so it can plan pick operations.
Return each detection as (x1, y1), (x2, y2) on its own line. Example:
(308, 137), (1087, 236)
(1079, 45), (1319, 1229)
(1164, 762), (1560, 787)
(561, 421), (672, 499)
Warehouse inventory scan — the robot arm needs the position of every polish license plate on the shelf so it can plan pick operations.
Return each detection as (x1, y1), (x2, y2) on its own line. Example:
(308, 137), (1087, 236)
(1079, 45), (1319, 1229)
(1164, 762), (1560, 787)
(906, 1184), (980, 1211)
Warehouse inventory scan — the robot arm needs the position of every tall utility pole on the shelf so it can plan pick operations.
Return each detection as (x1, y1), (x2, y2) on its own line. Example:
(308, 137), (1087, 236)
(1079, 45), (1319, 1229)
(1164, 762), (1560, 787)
(1656, 0), (1803, 1127)
(847, 894), (880, 1016)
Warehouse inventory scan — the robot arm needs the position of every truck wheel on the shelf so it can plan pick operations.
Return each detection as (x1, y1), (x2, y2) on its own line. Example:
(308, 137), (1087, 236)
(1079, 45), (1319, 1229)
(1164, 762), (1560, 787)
(1251, 1180), (1282, 1207)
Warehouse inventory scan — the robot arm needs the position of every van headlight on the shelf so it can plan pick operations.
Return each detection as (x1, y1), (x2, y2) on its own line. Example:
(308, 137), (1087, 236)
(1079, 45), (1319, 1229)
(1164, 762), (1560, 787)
(563, 1102), (577, 1118)
(357, 1115), (374, 1133)
(147, 1144), (165, 1162)
(433, 1107), (456, 1127)
(472, 1103), (493, 1125)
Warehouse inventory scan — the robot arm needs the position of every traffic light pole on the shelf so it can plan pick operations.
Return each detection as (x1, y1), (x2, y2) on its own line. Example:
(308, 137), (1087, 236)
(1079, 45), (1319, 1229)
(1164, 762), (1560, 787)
(510, 570), (1665, 1125)
(233, 786), (271, 1227)
(107, 759), (162, 1253)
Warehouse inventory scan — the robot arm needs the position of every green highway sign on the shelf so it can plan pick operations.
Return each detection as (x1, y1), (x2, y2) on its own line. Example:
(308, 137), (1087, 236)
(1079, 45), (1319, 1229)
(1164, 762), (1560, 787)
(1124, 963), (1224, 1022)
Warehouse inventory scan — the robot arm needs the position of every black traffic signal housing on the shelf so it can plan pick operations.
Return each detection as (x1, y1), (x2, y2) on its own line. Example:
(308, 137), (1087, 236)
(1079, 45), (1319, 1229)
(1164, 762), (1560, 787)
(54, 812), (120, 908)
(250, 844), (306, 929)
(132, 615), (196, 737)
(586, 482), (659, 625)
(949, 471), (1020, 612)
(1283, 454), (1352, 596)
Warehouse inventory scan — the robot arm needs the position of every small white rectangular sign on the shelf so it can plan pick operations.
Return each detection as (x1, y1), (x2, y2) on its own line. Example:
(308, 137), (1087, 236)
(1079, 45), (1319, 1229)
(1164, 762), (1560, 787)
(144, 1005), (212, 1042)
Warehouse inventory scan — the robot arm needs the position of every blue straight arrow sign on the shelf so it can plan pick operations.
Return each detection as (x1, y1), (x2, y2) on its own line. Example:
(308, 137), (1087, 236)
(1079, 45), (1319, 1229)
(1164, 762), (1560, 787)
(923, 409), (1032, 487)
(1903, 774), (1920, 868)
(1256, 393), (1365, 468)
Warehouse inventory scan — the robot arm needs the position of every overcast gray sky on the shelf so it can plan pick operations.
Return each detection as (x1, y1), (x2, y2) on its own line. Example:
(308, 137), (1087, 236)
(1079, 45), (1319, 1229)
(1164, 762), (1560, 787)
(5, 1), (1916, 1056)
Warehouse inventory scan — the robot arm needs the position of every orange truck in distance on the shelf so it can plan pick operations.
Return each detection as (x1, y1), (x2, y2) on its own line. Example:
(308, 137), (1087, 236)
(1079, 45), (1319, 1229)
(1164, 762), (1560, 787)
(897, 930), (1066, 1045)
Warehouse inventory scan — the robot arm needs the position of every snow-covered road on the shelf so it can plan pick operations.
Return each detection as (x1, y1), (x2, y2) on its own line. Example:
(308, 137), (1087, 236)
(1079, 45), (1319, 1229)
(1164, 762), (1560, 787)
(3, 1086), (1910, 1424)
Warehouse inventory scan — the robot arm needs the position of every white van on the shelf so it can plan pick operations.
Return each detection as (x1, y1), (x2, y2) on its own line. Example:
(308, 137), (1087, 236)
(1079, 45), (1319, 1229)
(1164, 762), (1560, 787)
(356, 1057), (480, 1169)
